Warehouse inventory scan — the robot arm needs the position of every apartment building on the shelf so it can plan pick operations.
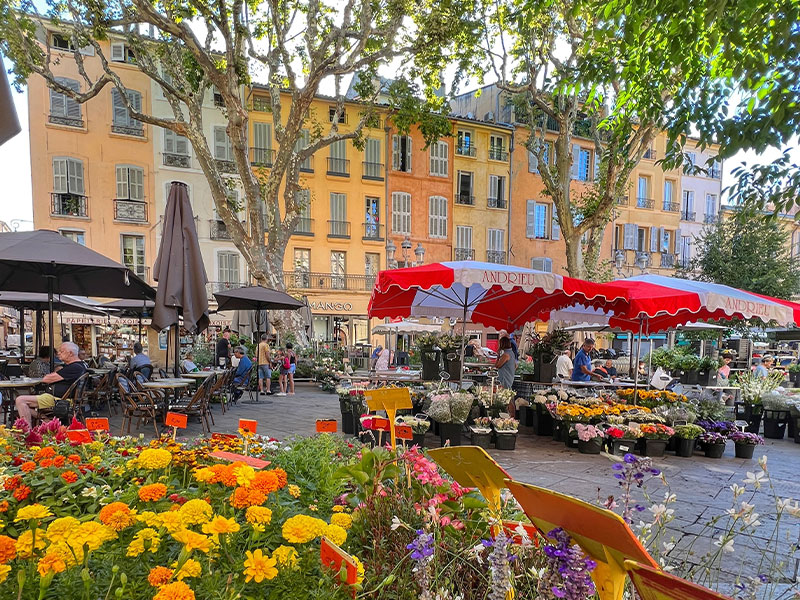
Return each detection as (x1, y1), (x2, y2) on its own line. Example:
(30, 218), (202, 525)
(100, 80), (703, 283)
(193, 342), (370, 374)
(677, 140), (723, 268)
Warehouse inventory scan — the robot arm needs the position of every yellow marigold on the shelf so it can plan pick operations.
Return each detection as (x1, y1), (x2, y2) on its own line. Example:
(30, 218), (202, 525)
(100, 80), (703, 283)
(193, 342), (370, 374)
(193, 468), (216, 483)
(331, 505), (345, 513)
(0, 564), (10, 584)
(330, 513), (353, 530)
(271, 545), (298, 567)
(14, 504), (53, 523)
(46, 516), (80, 544)
(351, 555), (365, 585)
(232, 463), (256, 487)
(148, 566), (174, 587)
(15, 528), (46, 558)
(244, 506), (272, 525)
(178, 499), (212, 525)
(137, 511), (162, 528)
(323, 523), (347, 546)
(157, 511), (184, 533)
(243, 549), (278, 583)
(172, 558), (201, 581)
(153, 580), (195, 600)
(287, 484), (301, 498)
(48, 541), (83, 567)
(98, 502), (136, 531)
(171, 529), (213, 554)
(139, 483), (168, 503)
(72, 521), (117, 552)
(37, 551), (66, 577)
(127, 528), (161, 557)
(201, 515), (240, 536)
(137, 448), (172, 470)
(281, 514), (327, 544)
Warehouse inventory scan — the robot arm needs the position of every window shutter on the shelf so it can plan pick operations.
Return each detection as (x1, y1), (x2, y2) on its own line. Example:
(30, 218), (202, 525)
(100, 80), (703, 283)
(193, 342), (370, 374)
(391, 135), (399, 170)
(130, 168), (144, 200)
(365, 138), (380, 164)
(111, 89), (127, 125)
(52, 158), (67, 193)
(110, 43), (125, 62)
(623, 223), (636, 250)
(67, 158), (84, 194)
(50, 80), (66, 116)
(650, 226), (659, 252)
(675, 229), (681, 254)
(570, 144), (579, 178)
(175, 133), (189, 156)
(593, 150), (601, 181)
(551, 206), (561, 240)
(498, 177), (505, 205)
(253, 122), (271, 150)
(526, 200), (536, 238)
(129, 91), (141, 128)
(163, 129), (174, 154)
(406, 137), (412, 173)
(214, 127), (228, 160)
(528, 150), (538, 174)
(489, 175), (497, 202)
(116, 166), (128, 198)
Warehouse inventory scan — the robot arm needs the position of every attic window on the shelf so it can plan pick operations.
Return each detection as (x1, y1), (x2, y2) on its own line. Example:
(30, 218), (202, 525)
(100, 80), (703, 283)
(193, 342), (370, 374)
(329, 106), (347, 124)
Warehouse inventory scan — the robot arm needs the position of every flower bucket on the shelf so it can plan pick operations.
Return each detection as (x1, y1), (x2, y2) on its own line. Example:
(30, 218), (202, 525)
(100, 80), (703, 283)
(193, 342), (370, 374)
(341, 411), (355, 435)
(420, 350), (441, 381)
(734, 443), (755, 459)
(535, 404), (554, 436)
(470, 430), (492, 449)
(444, 357), (462, 381)
(795, 415), (800, 444)
(495, 432), (517, 450)
(704, 443), (726, 458)
(788, 417), (796, 439)
(438, 422), (463, 446)
(679, 370), (699, 385)
(762, 409), (789, 439)
(564, 435), (579, 450)
(735, 402), (763, 434)
(696, 370), (718, 387)
(577, 438), (603, 454)
(674, 437), (696, 457)
(552, 420), (566, 442)
(641, 439), (668, 457)
(534, 356), (556, 383)
(610, 438), (637, 456)
(518, 405), (534, 428)
(412, 433), (427, 448)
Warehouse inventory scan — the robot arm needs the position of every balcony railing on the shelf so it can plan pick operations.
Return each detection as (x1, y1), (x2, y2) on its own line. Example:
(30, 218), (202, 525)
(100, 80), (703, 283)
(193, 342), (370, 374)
(163, 152), (191, 168)
(456, 145), (477, 157)
(636, 197), (654, 209)
(114, 199), (147, 223)
(214, 158), (237, 174)
(486, 250), (507, 264)
(489, 148), (509, 161)
(292, 218), (314, 236)
(283, 271), (376, 292)
(660, 253), (676, 268)
(615, 196), (628, 206)
(299, 155), (314, 173)
(681, 211), (696, 221)
(643, 148), (657, 160)
(327, 157), (350, 176)
(111, 123), (144, 137)
(328, 220), (351, 238)
(454, 248), (475, 261)
(362, 222), (384, 241)
(48, 114), (83, 128)
(488, 197), (507, 209)
(51, 193), (88, 217)
(210, 219), (232, 240)
(663, 202), (681, 212)
(455, 194), (475, 206)
(362, 161), (384, 181)
(704, 213), (718, 224)
(250, 147), (275, 168)
(206, 281), (245, 299)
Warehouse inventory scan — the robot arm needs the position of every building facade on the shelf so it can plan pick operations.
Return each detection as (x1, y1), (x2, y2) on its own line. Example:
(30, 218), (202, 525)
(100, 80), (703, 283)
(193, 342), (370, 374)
(678, 140), (723, 268)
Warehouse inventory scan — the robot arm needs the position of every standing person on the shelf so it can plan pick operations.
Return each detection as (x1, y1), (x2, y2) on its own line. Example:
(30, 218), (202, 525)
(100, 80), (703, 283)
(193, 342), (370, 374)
(15, 342), (87, 426)
(285, 342), (296, 395)
(499, 330), (519, 360)
(276, 348), (289, 396)
(375, 346), (391, 370)
(495, 336), (517, 389)
(215, 328), (232, 368)
(754, 355), (773, 377)
(555, 349), (573, 380)
(230, 346), (253, 401)
(718, 352), (733, 383)
(572, 338), (602, 382)
(27, 346), (53, 378)
(370, 345), (382, 370)
(257, 333), (272, 395)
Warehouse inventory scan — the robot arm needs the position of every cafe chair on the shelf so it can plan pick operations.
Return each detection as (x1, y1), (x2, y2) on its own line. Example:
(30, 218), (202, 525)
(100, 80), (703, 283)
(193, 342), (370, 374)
(116, 373), (161, 437)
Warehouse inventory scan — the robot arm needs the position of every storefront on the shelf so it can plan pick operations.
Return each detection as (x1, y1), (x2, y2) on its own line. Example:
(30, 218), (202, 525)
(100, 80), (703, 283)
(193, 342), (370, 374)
(306, 296), (374, 347)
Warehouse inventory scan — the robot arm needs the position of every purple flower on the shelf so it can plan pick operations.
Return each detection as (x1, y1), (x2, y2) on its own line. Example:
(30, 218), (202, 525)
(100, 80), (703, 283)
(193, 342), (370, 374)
(623, 453), (637, 463)
(538, 528), (596, 600)
(406, 529), (434, 561)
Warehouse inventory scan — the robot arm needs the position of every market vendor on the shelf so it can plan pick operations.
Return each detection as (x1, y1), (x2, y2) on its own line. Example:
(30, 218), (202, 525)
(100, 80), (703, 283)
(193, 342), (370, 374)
(572, 338), (603, 382)
(718, 352), (734, 383)
(754, 355), (774, 378)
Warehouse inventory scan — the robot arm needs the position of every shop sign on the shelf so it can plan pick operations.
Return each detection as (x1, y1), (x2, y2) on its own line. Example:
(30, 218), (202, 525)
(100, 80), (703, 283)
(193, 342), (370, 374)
(309, 301), (353, 312)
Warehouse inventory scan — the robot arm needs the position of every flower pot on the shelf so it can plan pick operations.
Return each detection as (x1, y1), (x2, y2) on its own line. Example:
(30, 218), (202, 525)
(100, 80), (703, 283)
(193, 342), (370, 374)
(535, 404), (554, 436)
(788, 417), (796, 439)
(696, 370), (718, 387)
(420, 350), (441, 381)
(704, 443), (726, 458)
(679, 370), (699, 385)
(734, 443), (755, 459)
(552, 420), (566, 442)
(565, 435), (579, 450)
(534, 356), (556, 383)
(438, 422), (463, 446)
(471, 431), (492, 449)
(641, 439), (668, 457)
(412, 433), (427, 448)
(674, 437), (696, 457)
(735, 402), (763, 434)
(577, 438), (603, 454)
(762, 409), (789, 439)
(518, 405), (534, 428)
(495, 432), (517, 450)
(444, 357), (462, 381)
(341, 411), (355, 435)
(610, 438), (637, 457)
(791, 372), (800, 386)
(795, 416), (800, 444)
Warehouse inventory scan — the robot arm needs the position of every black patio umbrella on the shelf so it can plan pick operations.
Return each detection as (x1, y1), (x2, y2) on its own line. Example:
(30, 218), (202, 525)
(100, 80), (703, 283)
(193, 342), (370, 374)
(0, 230), (155, 370)
(100, 299), (156, 342)
(151, 182), (209, 376)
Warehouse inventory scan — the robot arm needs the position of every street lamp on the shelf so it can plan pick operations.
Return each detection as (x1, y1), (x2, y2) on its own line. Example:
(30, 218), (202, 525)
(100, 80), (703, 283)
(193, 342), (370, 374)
(401, 236), (412, 267)
(386, 240), (397, 269)
(614, 250), (625, 277)
(414, 243), (426, 266)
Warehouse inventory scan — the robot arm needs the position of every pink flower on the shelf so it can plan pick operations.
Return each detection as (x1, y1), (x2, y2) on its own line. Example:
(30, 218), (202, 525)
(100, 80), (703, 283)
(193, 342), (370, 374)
(440, 516), (452, 527)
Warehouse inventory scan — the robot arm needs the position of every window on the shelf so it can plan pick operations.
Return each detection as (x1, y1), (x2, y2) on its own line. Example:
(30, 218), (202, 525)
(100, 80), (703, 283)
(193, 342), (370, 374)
(457, 171), (474, 204)
(217, 251), (240, 286)
(365, 197), (380, 237)
(49, 78), (81, 123)
(428, 196), (447, 238)
(488, 175), (506, 208)
(328, 106), (347, 123)
(329, 192), (347, 236)
(577, 148), (591, 181)
(111, 89), (142, 132)
(363, 138), (382, 179)
(705, 194), (717, 219)
(528, 141), (552, 173)
(526, 200), (550, 239)
(365, 253), (380, 280)
(621, 223), (636, 250)
(252, 122), (272, 165)
(679, 236), (692, 266)
(636, 227), (647, 252)
(296, 190), (311, 219)
(60, 230), (85, 245)
(392, 135), (412, 172)
(663, 180), (674, 211)
(455, 226), (473, 256)
(51, 34), (72, 51)
(429, 141), (448, 177)
(329, 139), (348, 175)
(531, 257), (553, 272)
(164, 129), (189, 156)
(121, 235), (146, 278)
(487, 229), (505, 263)
(52, 157), (84, 195)
(115, 166), (144, 200)
(213, 126), (233, 161)
(661, 229), (671, 253)
(489, 135), (507, 161)
(552, 209), (561, 240)
(110, 42), (135, 63)
(686, 152), (696, 166)
(293, 248), (310, 287)
(331, 251), (346, 289)
(792, 231), (800, 257)
(212, 87), (224, 108)
(392, 192), (411, 235)
(456, 130), (475, 156)
(296, 129), (312, 171)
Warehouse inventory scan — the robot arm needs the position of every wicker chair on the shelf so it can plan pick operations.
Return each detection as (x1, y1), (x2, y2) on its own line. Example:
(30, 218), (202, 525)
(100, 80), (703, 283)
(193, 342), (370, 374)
(167, 374), (216, 434)
(36, 372), (91, 426)
(85, 367), (117, 416)
(116, 373), (161, 436)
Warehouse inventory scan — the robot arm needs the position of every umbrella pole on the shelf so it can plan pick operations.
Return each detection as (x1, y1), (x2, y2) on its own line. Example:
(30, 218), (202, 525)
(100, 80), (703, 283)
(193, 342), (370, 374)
(138, 315), (142, 343)
(19, 308), (25, 363)
(633, 317), (643, 400)
(174, 324), (180, 378)
(47, 276), (55, 372)
(459, 293), (468, 383)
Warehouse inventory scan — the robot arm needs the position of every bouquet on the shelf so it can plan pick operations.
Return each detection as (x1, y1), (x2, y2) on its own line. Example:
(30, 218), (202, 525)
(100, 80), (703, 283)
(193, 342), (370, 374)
(492, 417), (519, 433)
(638, 423), (675, 439)
(606, 425), (638, 439)
(573, 423), (603, 441)
(396, 415), (430, 434)
(425, 392), (474, 424)
(470, 416), (493, 433)
(729, 431), (764, 445)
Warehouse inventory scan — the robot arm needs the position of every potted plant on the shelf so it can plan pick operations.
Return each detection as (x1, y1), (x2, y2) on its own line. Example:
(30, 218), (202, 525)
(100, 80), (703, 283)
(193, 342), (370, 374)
(492, 417), (520, 450)
(735, 371), (783, 433)
(677, 354), (701, 385)
(761, 390), (791, 439)
(516, 360), (537, 383)
(477, 386), (516, 418)
(574, 423), (604, 454)
(697, 356), (720, 386)
(527, 328), (571, 383)
(729, 430), (764, 459)
(424, 391), (474, 446)
(470, 417), (493, 448)
(638, 423), (675, 457)
(788, 363), (800, 386)
(606, 425), (639, 456)
(439, 333), (467, 380)
(415, 333), (442, 381)
(673, 424), (704, 457)
(336, 387), (366, 436)
(397, 415), (430, 447)
(532, 392), (557, 436)
(700, 431), (727, 458)
(515, 397), (533, 428)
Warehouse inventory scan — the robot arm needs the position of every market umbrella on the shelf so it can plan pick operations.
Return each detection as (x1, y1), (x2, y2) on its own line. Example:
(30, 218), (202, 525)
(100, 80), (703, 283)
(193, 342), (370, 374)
(152, 182), (210, 376)
(100, 299), (155, 342)
(0, 230), (155, 370)
(0, 62), (20, 146)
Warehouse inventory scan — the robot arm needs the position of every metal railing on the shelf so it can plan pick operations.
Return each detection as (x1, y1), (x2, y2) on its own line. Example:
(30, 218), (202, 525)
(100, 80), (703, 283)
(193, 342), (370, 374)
(214, 158), (237, 174)
(163, 152), (191, 168)
(636, 197), (655, 209)
(455, 194), (475, 205)
(328, 220), (351, 238)
(615, 196), (628, 206)
(114, 199), (147, 223)
(486, 250), (507, 264)
(250, 147), (275, 167)
(210, 219), (232, 240)
(456, 145), (477, 157)
(51, 193), (88, 217)
(362, 161), (384, 180)
(299, 155), (314, 173)
(283, 271), (375, 291)
(292, 218), (314, 236)
(704, 214), (718, 224)
(489, 148), (509, 161)
(327, 157), (350, 176)
(488, 197), (507, 209)
(454, 248), (475, 261)
(362, 222), (384, 240)
(49, 115), (83, 128)
(663, 202), (681, 212)
(681, 211), (696, 221)
(111, 124), (144, 137)
(659, 253), (676, 268)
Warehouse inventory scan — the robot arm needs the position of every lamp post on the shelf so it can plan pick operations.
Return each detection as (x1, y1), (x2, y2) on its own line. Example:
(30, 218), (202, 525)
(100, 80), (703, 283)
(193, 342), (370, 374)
(414, 243), (426, 267)
(400, 236), (412, 268)
(386, 240), (397, 269)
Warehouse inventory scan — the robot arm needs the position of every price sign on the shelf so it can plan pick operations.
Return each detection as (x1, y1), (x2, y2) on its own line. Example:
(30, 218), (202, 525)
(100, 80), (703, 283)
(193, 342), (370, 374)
(86, 418), (109, 432)
(165, 412), (188, 428)
(502, 521), (540, 546)
(66, 429), (92, 444)
(395, 425), (414, 440)
(316, 419), (338, 433)
(211, 432), (238, 441)
(370, 417), (390, 431)
(239, 419), (258, 434)
(320, 537), (358, 589)
(209, 451), (271, 470)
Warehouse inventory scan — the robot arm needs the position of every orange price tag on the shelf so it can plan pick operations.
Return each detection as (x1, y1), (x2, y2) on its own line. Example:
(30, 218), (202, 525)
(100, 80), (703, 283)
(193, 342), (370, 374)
(85, 418), (109, 432)
(211, 432), (238, 441)
(502, 521), (540, 546)
(165, 412), (188, 428)
(316, 419), (338, 433)
(239, 419), (258, 434)
(395, 424), (414, 440)
(370, 417), (390, 431)
(209, 451), (271, 470)
(66, 429), (92, 444)
(320, 537), (358, 587)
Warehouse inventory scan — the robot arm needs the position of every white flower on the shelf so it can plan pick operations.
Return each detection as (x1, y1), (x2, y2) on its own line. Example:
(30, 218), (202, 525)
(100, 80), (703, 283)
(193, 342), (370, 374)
(730, 484), (745, 498)
(778, 499), (800, 517)
(470, 542), (485, 564)
(742, 512), (761, 528)
(744, 471), (765, 489)
(390, 516), (404, 531)
(662, 541), (676, 552)
(714, 535), (735, 554)
(513, 524), (532, 547)
(663, 492), (677, 503)
(649, 504), (675, 523)
(758, 454), (768, 471)
(81, 486), (98, 498)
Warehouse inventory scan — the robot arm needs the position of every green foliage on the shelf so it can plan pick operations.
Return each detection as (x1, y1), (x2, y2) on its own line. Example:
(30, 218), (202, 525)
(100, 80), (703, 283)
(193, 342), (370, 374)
(190, 340), (214, 368)
(673, 424), (704, 439)
(695, 397), (727, 421)
(526, 328), (572, 361)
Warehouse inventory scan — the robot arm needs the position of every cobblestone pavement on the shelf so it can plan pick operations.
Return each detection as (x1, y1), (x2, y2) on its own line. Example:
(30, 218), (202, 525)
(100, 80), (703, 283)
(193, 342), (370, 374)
(105, 381), (800, 591)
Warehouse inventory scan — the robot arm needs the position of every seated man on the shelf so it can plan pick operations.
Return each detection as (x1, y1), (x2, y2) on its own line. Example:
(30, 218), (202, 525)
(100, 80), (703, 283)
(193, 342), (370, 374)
(231, 346), (253, 401)
(15, 342), (87, 426)
(129, 342), (150, 370)
(182, 352), (199, 373)
(603, 359), (618, 378)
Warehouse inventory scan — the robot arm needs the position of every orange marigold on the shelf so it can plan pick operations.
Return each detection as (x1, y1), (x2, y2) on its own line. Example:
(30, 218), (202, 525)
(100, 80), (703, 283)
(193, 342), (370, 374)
(61, 471), (78, 484)
(153, 581), (195, 600)
(39, 458), (54, 468)
(250, 471), (279, 495)
(0, 500), (9, 513)
(3, 476), (20, 491)
(272, 468), (288, 489)
(34, 447), (56, 461)
(229, 486), (266, 509)
(148, 566), (174, 587)
(67, 454), (81, 464)
(13, 485), (31, 502)
(139, 483), (168, 503)
(98, 502), (136, 531)
(0, 536), (16, 564)
(210, 464), (238, 487)
(53, 456), (66, 468)
(20, 461), (36, 473)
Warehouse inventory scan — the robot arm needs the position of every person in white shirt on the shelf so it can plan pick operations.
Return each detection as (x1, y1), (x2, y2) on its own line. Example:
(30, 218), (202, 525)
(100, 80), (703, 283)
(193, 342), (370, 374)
(556, 349), (573, 380)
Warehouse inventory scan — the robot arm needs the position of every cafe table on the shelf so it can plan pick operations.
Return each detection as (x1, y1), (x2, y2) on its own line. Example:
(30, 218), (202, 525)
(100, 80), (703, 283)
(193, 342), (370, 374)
(0, 377), (44, 423)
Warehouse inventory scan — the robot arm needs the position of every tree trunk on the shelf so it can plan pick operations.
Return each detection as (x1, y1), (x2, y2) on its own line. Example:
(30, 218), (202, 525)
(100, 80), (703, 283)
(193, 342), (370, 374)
(564, 232), (587, 280)
(251, 249), (309, 345)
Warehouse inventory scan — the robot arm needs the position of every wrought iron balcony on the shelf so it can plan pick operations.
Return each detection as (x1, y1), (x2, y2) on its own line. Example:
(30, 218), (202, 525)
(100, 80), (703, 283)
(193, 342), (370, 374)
(299, 155), (314, 173)
(454, 248), (475, 261)
(663, 202), (681, 212)
(681, 211), (696, 221)
(456, 145), (477, 157)
(328, 220), (351, 238)
(615, 196), (629, 206)
(636, 197), (655, 209)
(283, 271), (375, 292)
(486, 250), (507, 264)
(111, 124), (144, 137)
(250, 147), (275, 168)
(659, 253), (676, 268)
(114, 199), (147, 223)
(163, 152), (190, 168)
(362, 222), (384, 241)
(48, 114), (83, 128)
(292, 218), (314, 236)
(362, 161), (384, 181)
(455, 194), (475, 206)
(327, 157), (350, 176)
(704, 214), (718, 224)
(489, 148), (509, 161)
(210, 219), (232, 240)
(214, 158), (237, 174)
(51, 193), (88, 218)
(488, 197), (507, 209)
